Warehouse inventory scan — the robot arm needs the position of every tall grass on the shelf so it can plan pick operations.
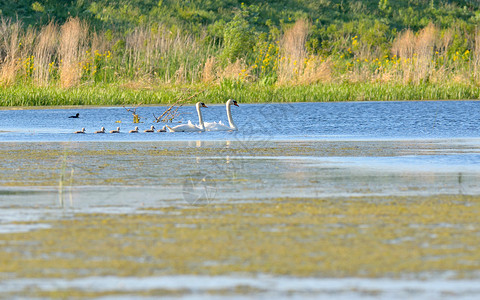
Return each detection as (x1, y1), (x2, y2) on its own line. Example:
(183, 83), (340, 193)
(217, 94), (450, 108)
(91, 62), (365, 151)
(59, 18), (87, 88)
(122, 25), (211, 84)
(473, 29), (480, 83)
(277, 19), (309, 84)
(34, 22), (57, 85)
(201, 56), (217, 83)
(0, 18), (21, 86)
(1, 17), (480, 105)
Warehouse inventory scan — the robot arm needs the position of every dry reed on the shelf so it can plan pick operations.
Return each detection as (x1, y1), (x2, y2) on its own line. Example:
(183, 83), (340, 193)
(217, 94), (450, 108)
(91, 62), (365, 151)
(413, 23), (437, 83)
(125, 27), (150, 75)
(202, 56), (217, 83)
(124, 25), (201, 83)
(277, 19), (309, 84)
(297, 56), (332, 85)
(217, 59), (246, 81)
(91, 31), (108, 55)
(392, 29), (415, 59)
(174, 64), (187, 84)
(473, 29), (480, 83)
(0, 18), (21, 86)
(391, 29), (415, 83)
(390, 23), (438, 84)
(33, 22), (57, 85)
(59, 17), (87, 88)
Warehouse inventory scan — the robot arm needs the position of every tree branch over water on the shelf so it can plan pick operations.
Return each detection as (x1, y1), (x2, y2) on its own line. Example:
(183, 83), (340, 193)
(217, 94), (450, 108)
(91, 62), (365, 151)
(123, 103), (142, 123)
(154, 89), (205, 123)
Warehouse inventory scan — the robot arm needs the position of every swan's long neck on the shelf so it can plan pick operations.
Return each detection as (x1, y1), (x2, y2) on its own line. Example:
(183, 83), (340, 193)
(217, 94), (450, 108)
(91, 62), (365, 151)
(197, 103), (205, 131)
(226, 100), (237, 130)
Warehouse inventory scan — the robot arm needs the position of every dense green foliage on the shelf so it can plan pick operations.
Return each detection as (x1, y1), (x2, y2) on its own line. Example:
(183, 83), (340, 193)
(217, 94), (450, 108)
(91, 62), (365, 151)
(2, 0), (480, 57)
(2, 1), (479, 30)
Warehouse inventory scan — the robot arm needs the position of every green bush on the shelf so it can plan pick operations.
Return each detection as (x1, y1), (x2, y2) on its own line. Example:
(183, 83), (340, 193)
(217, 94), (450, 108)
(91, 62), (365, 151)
(220, 14), (255, 64)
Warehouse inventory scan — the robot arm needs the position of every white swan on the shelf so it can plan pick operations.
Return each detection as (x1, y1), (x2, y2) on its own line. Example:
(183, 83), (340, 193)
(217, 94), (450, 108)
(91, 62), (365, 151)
(166, 102), (208, 132)
(129, 126), (139, 133)
(205, 99), (238, 131)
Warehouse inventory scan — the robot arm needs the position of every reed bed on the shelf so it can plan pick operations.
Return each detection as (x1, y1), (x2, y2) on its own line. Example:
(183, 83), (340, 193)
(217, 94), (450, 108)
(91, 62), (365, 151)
(1, 17), (480, 105)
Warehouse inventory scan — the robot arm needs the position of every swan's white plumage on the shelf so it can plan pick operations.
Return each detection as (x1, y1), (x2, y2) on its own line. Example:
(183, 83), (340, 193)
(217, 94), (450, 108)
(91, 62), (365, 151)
(166, 102), (207, 132)
(204, 120), (230, 131)
(166, 120), (202, 132)
(204, 99), (238, 131)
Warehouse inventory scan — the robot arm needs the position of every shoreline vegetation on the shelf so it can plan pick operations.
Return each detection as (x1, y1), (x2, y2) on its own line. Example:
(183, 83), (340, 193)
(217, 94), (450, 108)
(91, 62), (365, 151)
(1, 1), (480, 105)
(1, 83), (479, 106)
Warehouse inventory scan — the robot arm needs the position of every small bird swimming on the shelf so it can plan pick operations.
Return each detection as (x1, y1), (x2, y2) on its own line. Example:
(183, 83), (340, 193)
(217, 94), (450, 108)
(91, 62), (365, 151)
(110, 127), (120, 133)
(74, 128), (85, 134)
(144, 125), (155, 133)
(69, 113), (80, 118)
(129, 126), (139, 133)
(94, 127), (105, 133)
(157, 126), (167, 132)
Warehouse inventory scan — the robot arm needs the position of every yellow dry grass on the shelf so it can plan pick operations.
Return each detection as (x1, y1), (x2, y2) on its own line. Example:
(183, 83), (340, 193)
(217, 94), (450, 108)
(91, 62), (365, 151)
(33, 22), (58, 86)
(297, 56), (332, 85)
(217, 59), (246, 81)
(202, 56), (217, 83)
(0, 18), (21, 86)
(59, 17), (87, 88)
(277, 19), (309, 84)
(389, 23), (439, 84)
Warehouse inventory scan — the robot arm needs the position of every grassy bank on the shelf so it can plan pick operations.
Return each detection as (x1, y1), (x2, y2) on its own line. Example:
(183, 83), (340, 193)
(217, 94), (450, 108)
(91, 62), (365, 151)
(2, 13), (480, 106)
(1, 82), (479, 106)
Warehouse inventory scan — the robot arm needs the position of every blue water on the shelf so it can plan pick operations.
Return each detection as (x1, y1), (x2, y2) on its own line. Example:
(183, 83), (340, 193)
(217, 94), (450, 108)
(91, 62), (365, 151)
(1, 100), (479, 142)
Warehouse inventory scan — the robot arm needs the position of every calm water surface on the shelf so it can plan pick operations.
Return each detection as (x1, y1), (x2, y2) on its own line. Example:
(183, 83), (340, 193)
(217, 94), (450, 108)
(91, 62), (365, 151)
(0, 100), (479, 141)
(1, 100), (480, 210)
(0, 101), (479, 202)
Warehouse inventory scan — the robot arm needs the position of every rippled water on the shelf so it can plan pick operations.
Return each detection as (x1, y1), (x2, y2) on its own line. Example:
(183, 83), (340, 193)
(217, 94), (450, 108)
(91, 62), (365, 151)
(1, 100), (479, 141)
(1, 101), (480, 226)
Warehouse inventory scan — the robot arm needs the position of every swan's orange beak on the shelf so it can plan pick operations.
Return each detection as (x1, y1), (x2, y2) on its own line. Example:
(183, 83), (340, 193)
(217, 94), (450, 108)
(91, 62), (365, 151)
(201, 103), (208, 108)
(233, 101), (239, 106)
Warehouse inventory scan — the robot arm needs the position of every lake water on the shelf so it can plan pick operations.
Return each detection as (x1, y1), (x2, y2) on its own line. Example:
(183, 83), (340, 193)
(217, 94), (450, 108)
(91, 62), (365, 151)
(1, 100), (480, 201)
(1, 100), (480, 299)
(1, 100), (479, 141)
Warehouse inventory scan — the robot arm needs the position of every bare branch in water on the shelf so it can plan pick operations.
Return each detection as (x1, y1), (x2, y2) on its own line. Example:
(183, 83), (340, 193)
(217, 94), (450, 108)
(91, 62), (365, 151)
(154, 90), (205, 123)
(124, 102), (143, 123)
